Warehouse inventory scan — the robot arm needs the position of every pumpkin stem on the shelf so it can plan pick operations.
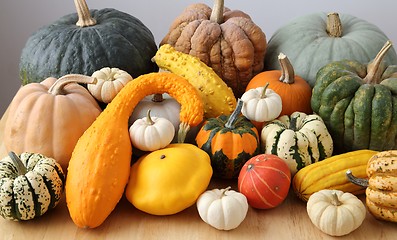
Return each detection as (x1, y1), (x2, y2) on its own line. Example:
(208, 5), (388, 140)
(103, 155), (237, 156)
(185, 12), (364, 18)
(8, 152), (27, 176)
(289, 116), (298, 131)
(259, 83), (270, 98)
(152, 94), (164, 102)
(210, 0), (224, 24)
(221, 186), (232, 197)
(146, 109), (155, 125)
(74, 0), (97, 27)
(225, 99), (243, 129)
(178, 122), (190, 143)
(278, 53), (295, 84)
(346, 169), (369, 188)
(326, 12), (342, 38)
(363, 40), (393, 84)
(48, 74), (97, 95)
(330, 192), (342, 206)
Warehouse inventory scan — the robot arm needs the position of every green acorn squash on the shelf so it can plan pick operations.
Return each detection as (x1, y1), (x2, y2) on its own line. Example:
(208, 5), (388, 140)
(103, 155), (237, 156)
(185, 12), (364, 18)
(311, 41), (397, 152)
(0, 152), (65, 221)
(264, 12), (397, 87)
(19, 0), (158, 85)
(195, 99), (260, 179)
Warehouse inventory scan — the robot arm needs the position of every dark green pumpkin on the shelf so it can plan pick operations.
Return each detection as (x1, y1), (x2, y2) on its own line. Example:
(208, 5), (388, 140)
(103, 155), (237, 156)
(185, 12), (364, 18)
(195, 100), (260, 179)
(19, 0), (158, 85)
(311, 41), (397, 152)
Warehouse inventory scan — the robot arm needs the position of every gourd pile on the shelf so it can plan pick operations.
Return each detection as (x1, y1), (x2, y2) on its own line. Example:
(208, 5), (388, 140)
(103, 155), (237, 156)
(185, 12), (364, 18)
(1, 0), (397, 237)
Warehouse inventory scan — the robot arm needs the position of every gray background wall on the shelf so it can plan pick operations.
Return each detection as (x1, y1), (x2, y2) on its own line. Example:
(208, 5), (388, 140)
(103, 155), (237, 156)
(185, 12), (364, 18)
(1, 0), (396, 116)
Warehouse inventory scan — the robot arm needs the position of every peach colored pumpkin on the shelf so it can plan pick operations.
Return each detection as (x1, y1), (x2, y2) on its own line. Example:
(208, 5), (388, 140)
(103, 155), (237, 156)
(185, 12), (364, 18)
(3, 74), (101, 170)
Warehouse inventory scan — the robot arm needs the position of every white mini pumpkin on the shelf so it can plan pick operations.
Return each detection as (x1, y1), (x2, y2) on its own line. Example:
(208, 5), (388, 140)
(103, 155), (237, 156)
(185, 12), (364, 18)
(241, 83), (282, 122)
(307, 189), (366, 237)
(196, 187), (248, 231)
(88, 67), (133, 103)
(129, 109), (175, 151)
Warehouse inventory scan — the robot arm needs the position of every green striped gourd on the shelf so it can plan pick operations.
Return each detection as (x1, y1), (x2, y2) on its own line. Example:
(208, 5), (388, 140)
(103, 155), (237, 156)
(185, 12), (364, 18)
(261, 112), (333, 175)
(0, 152), (65, 221)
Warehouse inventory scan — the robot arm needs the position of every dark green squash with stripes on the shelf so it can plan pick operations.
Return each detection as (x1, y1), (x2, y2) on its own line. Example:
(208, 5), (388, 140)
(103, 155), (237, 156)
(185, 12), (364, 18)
(311, 41), (397, 153)
(0, 152), (65, 221)
(19, 0), (158, 85)
(261, 112), (333, 175)
(195, 100), (260, 179)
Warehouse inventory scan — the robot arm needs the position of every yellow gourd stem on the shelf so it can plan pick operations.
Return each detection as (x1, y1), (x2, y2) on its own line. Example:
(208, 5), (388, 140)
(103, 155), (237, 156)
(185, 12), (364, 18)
(326, 12), (342, 37)
(48, 74), (97, 95)
(364, 40), (393, 84)
(210, 0), (224, 23)
(74, 0), (96, 27)
(278, 53), (295, 84)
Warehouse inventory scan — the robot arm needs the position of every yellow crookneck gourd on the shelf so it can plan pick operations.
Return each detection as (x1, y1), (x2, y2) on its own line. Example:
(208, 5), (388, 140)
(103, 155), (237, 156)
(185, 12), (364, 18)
(66, 72), (204, 228)
(153, 44), (237, 119)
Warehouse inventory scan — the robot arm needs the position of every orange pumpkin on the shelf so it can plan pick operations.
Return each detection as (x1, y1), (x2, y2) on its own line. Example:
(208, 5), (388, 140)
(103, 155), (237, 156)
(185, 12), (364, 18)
(195, 99), (260, 179)
(246, 53), (312, 117)
(3, 74), (101, 170)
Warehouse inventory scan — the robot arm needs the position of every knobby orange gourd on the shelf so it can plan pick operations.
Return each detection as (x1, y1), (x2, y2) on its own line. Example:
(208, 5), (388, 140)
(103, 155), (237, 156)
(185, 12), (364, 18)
(66, 72), (204, 228)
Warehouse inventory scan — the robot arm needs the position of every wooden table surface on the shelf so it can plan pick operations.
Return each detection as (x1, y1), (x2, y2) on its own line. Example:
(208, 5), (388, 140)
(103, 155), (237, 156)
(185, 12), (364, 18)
(0, 107), (396, 240)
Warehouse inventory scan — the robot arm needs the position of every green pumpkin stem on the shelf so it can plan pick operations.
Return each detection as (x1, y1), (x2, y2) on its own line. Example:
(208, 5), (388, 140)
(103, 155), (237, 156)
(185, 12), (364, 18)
(346, 169), (369, 187)
(225, 98), (243, 129)
(326, 12), (342, 38)
(152, 94), (164, 102)
(74, 0), (97, 27)
(48, 74), (97, 95)
(363, 40), (393, 84)
(210, 0), (224, 24)
(146, 109), (155, 125)
(260, 83), (270, 98)
(8, 152), (27, 176)
(178, 122), (190, 143)
(278, 53), (295, 84)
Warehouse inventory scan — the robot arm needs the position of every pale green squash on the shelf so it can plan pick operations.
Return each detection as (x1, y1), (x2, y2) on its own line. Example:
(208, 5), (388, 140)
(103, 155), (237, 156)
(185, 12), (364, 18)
(264, 12), (397, 87)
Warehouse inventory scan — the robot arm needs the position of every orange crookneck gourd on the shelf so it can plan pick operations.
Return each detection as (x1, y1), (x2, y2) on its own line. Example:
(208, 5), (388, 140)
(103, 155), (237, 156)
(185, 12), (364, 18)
(66, 72), (204, 228)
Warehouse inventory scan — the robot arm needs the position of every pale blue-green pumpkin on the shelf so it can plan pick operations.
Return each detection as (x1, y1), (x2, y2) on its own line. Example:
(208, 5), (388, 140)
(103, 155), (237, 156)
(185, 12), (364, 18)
(264, 12), (397, 87)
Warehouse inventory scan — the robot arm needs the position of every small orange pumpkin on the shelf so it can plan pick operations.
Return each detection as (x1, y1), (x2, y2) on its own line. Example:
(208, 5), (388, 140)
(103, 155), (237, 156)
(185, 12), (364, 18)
(246, 53), (312, 117)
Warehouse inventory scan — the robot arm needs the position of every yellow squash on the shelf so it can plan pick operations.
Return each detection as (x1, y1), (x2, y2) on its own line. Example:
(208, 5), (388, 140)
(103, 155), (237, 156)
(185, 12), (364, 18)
(66, 72), (204, 228)
(125, 143), (212, 215)
(152, 44), (237, 118)
(293, 150), (378, 201)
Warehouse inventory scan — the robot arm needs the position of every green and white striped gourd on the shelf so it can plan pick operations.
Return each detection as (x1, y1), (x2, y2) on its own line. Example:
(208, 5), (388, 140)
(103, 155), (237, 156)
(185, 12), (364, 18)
(0, 152), (65, 221)
(261, 112), (333, 175)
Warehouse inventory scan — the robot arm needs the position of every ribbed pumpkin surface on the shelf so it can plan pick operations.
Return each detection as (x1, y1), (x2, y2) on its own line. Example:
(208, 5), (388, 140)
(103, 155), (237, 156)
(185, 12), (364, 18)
(238, 154), (291, 209)
(0, 152), (65, 221)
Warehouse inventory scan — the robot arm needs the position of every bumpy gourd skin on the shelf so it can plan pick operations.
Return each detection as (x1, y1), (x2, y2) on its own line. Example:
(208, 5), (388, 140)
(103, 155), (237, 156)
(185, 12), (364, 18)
(153, 44), (236, 119)
(19, 8), (158, 85)
(66, 72), (204, 228)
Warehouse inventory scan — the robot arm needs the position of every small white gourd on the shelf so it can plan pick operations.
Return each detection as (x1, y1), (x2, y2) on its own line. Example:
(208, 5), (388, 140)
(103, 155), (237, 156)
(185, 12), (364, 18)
(196, 187), (248, 231)
(88, 67), (133, 103)
(129, 109), (175, 151)
(307, 189), (366, 237)
(241, 83), (282, 122)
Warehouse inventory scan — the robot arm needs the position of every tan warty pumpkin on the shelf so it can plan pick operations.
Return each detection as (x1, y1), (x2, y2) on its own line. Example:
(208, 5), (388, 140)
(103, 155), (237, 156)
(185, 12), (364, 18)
(160, 0), (267, 97)
(347, 150), (397, 222)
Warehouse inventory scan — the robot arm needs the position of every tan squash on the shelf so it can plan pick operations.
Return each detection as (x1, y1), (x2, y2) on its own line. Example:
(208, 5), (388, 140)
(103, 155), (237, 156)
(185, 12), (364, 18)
(66, 72), (204, 228)
(3, 74), (101, 170)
